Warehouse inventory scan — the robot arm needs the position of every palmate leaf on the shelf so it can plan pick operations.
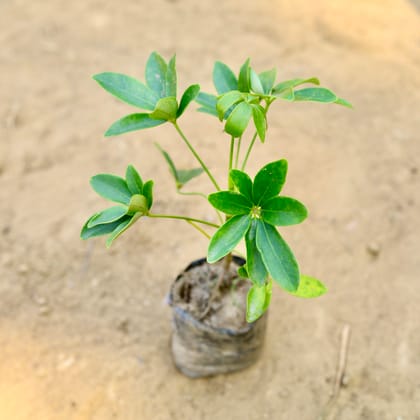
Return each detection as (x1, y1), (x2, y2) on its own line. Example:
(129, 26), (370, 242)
(253, 160), (288, 205)
(289, 275), (327, 298)
(250, 69), (264, 95)
(255, 220), (299, 292)
(258, 68), (277, 94)
(208, 191), (252, 215)
(145, 52), (168, 98)
(81, 214), (131, 240)
(216, 91), (243, 121)
(245, 220), (268, 286)
(105, 213), (141, 248)
(293, 87), (336, 103)
(90, 174), (132, 205)
(93, 72), (159, 111)
(87, 206), (128, 228)
(125, 165), (143, 195)
(246, 281), (272, 323)
(207, 215), (251, 263)
(272, 77), (320, 95)
(238, 58), (251, 93)
(165, 55), (177, 97)
(105, 113), (166, 136)
(213, 61), (238, 94)
(142, 180), (154, 208)
(150, 97), (178, 121)
(229, 169), (253, 201)
(251, 104), (266, 142)
(177, 84), (200, 118)
(261, 196), (308, 226)
(225, 101), (252, 138)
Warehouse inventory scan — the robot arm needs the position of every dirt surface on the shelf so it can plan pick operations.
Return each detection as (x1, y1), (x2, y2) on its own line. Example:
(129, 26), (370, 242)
(1, 0), (420, 419)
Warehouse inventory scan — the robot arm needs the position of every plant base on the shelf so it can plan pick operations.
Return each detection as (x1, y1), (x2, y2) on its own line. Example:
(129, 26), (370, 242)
(169, 257), (267, 378)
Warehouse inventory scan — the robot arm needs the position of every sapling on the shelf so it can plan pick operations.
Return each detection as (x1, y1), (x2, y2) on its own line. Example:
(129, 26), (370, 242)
(81, 52), (351, 322)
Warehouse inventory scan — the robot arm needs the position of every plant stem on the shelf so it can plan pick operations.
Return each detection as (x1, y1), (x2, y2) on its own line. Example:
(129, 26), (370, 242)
(178, 190), (223, 224)
(173, 122), (221, 191)
(241, 131), (258, 171)
(228, 136), (235, 190)
(235, 136), (242, 169)
(186, 221), (211, 239)
(148, 212), (219, 228)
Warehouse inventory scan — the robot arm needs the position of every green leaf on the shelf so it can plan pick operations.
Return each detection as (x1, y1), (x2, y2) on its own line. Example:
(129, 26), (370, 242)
(245, 220), (268, 286)
(216, 91), (243, 121)
(207, 215), (251, 263)
(177, 84), (200, 118)
(155, 143), (178, 183)
(127, 194), (149, 214)
(258, 69), (277, 94)
(195, 92), (217, 109)
(142, 180), (154, 208)
(293, 87), (337, 103)
(238, 58), (251, 93)
(177, 168), (203, 186)
(246, 282), (271, 323)
(274, 88), (294, 101)
(289, 275), (327, 298)
(87, 206), (128, 228)
(253, 160), (288, 205)
(208, 191), (252, 215)
(197, 107), (219, 117)
(165, 55), (177, 97)
(213, 61), (238, 94)
(105, 113), (166, 136)
(93, 72), (159, 111)
(251, 104), (266, 142)
(106, 213), (141, 248)
(250, 69), (264, 95)
(90, 174), (132, 205)
(81, 215), (131, 239)
(256, 221), (299, 292)
(261, 196), (308, 226)
(238, 265), (248, 278)
(229, 169), (253, 201)
(225, 102), (252, 138)
(150, 97), (178, 121)
(334, 97), (353, 108)
(272, 77), (320, 94)
(125, 165), (143, 195)
(145, 52), (168, 97)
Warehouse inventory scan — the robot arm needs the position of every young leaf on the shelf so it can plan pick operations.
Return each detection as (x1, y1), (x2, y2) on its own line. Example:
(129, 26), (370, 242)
(258, 68), (277, 94)
(272, 77), (320, 94)
(253, 160), (288, 205)
(334, 97), (353, 108)
(256, 221), (299, 292)
(87, 206), (128, 228)
(105, 113), (166, 136)
(142, 180), (154, 208)
(225, 102), (252, 138)
(150, 97), (178, 121)
(93, 73), (159, 111)
(238, 265), (248, 279)
(195, 92), (218, 117)
(177, 84), (200, 118)
(105, 213), (141, 248)
(208, 191), (252, 215)
(90, 174), (132, 205)
(207, 215), (251, 263)
(245, 221), (268, 286)
(216, 91), (243, 121)
(145, 52), (168, 97)
(125, 164), (143, 195)
(238, 58), (251, 93)
(274, 88), (294, 101)
(293, 87), (337, 103)
(261, 196), (308, 226)
(288, 275), (327, 298)
(165, 55), (177, 97)
(197, 107), (219, 117)
(229, 169), (253, 201)
(250, 69), (264, 95)
(213, 61), (238, 94)
(177, 168), (204, 186)
(246, 284), (266, 322)
(251, 104), (266, 142)
(81, 215), (131, 239)
(155, 143), (178, 183)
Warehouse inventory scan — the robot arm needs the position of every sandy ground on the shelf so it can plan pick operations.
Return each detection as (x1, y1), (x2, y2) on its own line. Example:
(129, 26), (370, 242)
(1, 0), (420, 419)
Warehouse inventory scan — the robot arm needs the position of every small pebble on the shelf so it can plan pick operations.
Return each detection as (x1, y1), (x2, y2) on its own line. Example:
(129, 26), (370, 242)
(367, 242), (381, 257)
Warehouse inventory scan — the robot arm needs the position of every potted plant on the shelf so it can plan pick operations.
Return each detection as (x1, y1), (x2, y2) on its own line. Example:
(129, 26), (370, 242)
(81, 52), (351, 378)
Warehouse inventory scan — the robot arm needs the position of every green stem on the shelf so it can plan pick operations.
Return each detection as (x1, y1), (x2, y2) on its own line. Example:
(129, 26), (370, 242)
(241, 131), (258, 171)
(173, 122), (221, 191)
(177, 190), (224, 224)
(187, 221), (211, 239)
(228, 136), (235, 191)
(148, 212), (219, 228)
(235, 136), (242, 169)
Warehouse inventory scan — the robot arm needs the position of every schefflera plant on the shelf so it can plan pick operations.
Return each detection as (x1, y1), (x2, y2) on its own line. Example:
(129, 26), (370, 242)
(81, 51), (351, 322)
